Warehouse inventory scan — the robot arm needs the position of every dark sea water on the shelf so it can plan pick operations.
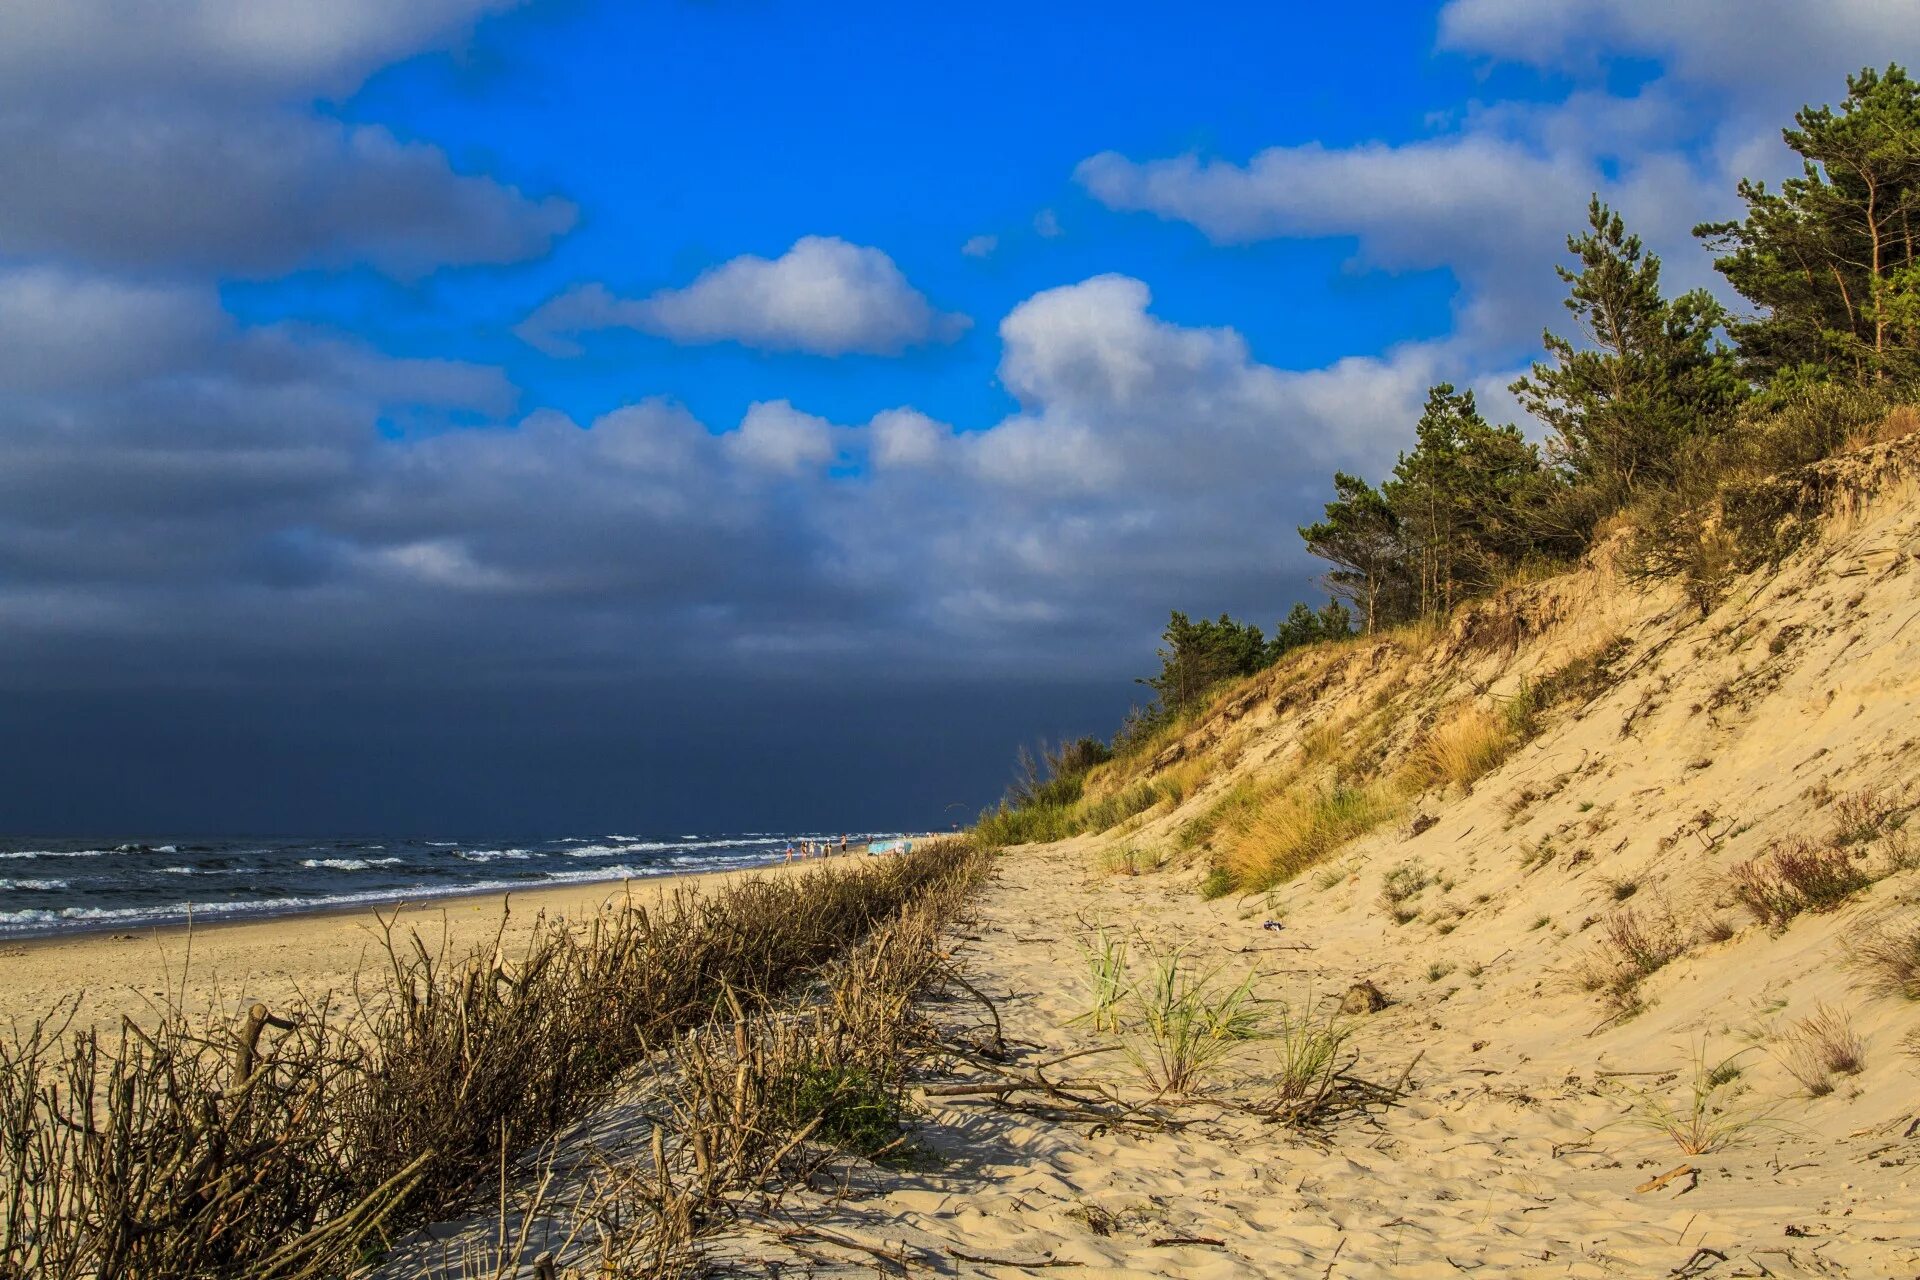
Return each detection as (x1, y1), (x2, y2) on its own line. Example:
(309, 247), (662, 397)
(0, 831), (901, 939)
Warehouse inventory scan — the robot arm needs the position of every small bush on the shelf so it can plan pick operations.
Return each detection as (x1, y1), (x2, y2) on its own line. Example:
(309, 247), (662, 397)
(1730, 840), (1872, 927)
(1774, 1004), (1865, 1097)
(1846, 917), (1920, 1001)
(1198, 866), (1235, 899)
(1098, 843), (1160, 876)
(1379, 860), (1431, 924)
(1830, 788), (1903, 847)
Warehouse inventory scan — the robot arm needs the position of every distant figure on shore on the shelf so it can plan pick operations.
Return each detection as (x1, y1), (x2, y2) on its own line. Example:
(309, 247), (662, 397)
(840, 833), (849, 854)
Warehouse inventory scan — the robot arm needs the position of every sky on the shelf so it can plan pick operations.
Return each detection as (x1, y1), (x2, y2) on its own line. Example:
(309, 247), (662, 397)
(2, 0), (1916, 836)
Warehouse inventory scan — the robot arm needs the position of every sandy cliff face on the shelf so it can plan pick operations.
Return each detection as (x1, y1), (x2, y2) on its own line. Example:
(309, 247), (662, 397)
(725, 439), (1920, 1277)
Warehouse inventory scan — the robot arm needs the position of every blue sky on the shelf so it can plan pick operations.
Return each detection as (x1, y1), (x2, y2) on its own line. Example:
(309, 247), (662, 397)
(1, 0), (1913, 832)
(230, 0), (1521, 433)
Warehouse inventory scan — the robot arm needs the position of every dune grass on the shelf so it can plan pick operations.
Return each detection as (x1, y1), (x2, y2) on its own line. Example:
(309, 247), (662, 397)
(1220, 781), (1408, 892)
(0, 844), (988, 1280)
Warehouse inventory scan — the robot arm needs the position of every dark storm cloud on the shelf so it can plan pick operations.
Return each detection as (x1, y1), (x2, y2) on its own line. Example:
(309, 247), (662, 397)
(0, 1), (569, 276)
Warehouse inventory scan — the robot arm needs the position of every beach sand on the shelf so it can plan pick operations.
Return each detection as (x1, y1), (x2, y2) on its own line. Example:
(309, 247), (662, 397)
(0, 861), (811, 1040)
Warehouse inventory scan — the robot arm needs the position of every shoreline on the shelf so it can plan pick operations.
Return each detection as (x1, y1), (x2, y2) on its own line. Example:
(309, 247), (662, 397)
(0, 853), (796, 946)
(0, 857), (818, 1039)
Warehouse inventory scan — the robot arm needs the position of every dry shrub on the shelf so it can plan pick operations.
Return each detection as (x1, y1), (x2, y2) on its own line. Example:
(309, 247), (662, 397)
(1419, 705), (1512, 789)
(1774, 1004), (1866, 1097)
(1830, 787), (1904, 846)
(1572, 903), (1690, 1011)
(1846, 916), (1920, 1001)
(0, 845), (987, 1280)
(1729, 839), (1873, 927)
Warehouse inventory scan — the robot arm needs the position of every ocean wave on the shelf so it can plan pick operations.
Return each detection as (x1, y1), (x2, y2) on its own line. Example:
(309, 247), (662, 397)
(425, 841), (460, 847)
(455, 849), (533, 863)
(300, 857), (405, 871)
(565, 836), (790, 858)
(0, 861), (729, 936)
(0, 878), (69, 891)
(0, 849), (108, 860)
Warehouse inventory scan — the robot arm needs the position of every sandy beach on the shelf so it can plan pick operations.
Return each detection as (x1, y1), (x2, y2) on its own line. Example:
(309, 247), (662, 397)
(0, 860), (811, 1040)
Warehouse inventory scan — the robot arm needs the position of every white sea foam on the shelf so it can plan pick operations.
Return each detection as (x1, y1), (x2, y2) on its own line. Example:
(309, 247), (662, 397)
(300, 857), (404, 872)
(0, 859), (735, 936)
(0, 878), (69, 891)
(565, 836), (787, 858)
(425, 841), (460, 847)
(455, 849), (532, 863)
(0, 850), (108, 860)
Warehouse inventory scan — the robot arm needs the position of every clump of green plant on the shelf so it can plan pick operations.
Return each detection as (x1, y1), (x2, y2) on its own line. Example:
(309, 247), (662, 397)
(1261, 1001), (1355, 1126)
(774, 1062), (905, 1156)
(1605, 876), (1640, 902)
(1198, 866), (1235, 899)
(1773, 1004), (1865, 1097)
(1847, 916), (1920, 1001)
(1073, 925), (1132, 1033)
(1175, 775), (1264, 852)
(1378, 859), (1432, 925)
(1729, 839), (1872, 928)
(1122, 946), (1261, 1095)
(1615, 1044), (1777, 1155)
(1425, 961), (1455, 983)
(1099, 843), (1161, 877)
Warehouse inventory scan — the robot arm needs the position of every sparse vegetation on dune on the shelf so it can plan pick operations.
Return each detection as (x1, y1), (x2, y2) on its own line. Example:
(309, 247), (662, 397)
(1615, 1045), (1776, 1155)
(1773, 1004), (1866, 1097)
(1729, 839), (1874, 928)
(1847, 917), (1920, 1002)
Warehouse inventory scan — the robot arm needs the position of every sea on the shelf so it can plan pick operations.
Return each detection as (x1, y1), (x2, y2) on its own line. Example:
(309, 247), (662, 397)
(0, 831), (903, 939)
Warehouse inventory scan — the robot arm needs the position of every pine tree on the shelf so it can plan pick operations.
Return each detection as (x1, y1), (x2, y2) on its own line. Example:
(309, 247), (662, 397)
(1299, 473), (1410, 632)
(1513, 198), (1743, 513)
(1696, 65), (1920, 387)
(1141, 611), (1269, 714)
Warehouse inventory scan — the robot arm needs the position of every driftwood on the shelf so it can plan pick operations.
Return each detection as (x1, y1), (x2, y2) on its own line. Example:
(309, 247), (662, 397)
(1635, 1163), (1697, 1194)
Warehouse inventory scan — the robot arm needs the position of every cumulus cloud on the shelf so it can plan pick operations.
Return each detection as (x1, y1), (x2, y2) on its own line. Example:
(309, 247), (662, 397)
(518, 237), (969, 357)
(961, 234), (998, 258)
(725, 401), (841, 474)
(0, 271), (1443, 690)
(1438, 0), (1918, 99)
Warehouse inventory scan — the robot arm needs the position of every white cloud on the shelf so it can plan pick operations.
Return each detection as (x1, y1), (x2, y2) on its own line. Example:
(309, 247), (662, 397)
(868, 408), (950, 469)
(520, 236), (969, 357)
(961, 234), (998, 258)
(1437, 0), (1919, 99)
(1033, 208), (1063, 238)
(724, 400), (839, 474)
